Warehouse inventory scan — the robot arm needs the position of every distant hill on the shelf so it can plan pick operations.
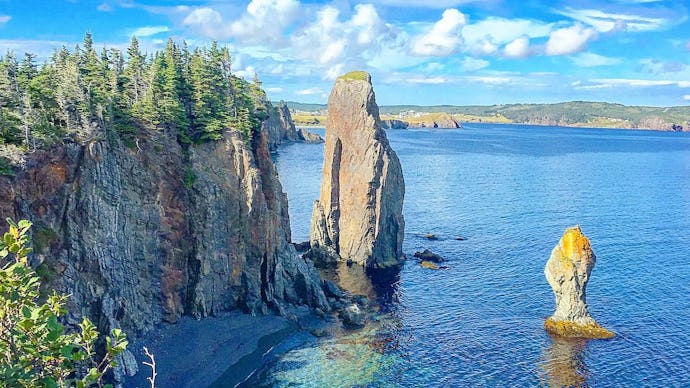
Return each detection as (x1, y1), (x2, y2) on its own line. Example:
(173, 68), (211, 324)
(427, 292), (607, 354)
(275, 101), (690, 131)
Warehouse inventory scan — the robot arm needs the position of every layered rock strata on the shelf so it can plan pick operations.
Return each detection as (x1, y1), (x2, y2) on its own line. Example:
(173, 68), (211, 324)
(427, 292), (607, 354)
(309, 71), (405, 268)
(0, 108), (330, 341)
(544, 226), (614, 338)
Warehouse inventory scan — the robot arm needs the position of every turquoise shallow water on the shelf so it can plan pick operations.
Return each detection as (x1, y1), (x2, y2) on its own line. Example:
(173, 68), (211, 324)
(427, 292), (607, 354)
(253, 124), (690, 386)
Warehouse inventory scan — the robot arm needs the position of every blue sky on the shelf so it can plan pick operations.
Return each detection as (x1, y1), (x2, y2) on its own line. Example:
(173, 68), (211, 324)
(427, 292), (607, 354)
(1, 0), (689, 106)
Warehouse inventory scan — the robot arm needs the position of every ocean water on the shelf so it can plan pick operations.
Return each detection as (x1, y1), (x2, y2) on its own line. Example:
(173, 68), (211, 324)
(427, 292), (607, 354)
(251, 124), (690, 386)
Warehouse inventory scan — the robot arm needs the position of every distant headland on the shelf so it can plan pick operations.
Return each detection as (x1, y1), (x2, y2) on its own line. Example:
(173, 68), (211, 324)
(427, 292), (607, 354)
(279, 100), (690, 132)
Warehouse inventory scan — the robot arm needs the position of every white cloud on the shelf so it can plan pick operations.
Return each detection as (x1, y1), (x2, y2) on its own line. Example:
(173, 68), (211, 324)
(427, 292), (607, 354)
(407, 77), (447, 84)
(571, 52), (621, 67)
(266, 87), (283, 93)
(132, 26), (169, 37)
(684, 95), (690, 101)
(461, 57), (489, 72)
(469, 37), (498, 56)
(0, 15), (11, 25)
(557, 8), (669, 32)
(228, 0), (299, 45)
(503, 36), (531, 58)
(297, 87), (323, 95)
(580, 78), (690, 89)
(463, 17), (554, 45)
(412, 9), (467, 57)
(465, 75), (513, 85)
(545, 24), (597, 56)
(368, 0), (489, 7)
(97, 3), (112, 12)
(183, 8), (224, 38)
(234, 66), (257, 80)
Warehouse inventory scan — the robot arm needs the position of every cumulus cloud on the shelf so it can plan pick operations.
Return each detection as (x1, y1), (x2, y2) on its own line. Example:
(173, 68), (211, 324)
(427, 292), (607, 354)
(469, 37), (498, 56)
(684, 95), (690, 101)
(290, 4), (396, 78)
(412, 9), (467, 57)
(503, 36), (531, 58)
(228, 0), (299, 45)
(0, 15), (11, 25)
(183, 7), (224, 38)
(545, 24), (597, 56)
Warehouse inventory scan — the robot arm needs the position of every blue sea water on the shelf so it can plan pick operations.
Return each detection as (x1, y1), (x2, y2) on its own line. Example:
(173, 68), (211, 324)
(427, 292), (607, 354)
(253, 124), (690, 386)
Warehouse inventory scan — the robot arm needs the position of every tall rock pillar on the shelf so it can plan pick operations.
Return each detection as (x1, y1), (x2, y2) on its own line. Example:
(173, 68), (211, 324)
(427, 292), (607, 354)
(544, 226), (614, 338)
(309, 71), (405, 268)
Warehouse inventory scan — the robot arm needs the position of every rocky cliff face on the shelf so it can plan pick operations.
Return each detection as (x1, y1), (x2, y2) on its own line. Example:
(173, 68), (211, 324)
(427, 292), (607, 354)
(264, 104), (323, 152)
(309, 71), (405, 268)
(0, 108), (330, 339)
(544, 226), (613, 338)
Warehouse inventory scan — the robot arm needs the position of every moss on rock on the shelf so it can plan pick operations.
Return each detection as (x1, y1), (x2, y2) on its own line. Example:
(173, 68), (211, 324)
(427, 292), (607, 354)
(544, 317), (615, 339)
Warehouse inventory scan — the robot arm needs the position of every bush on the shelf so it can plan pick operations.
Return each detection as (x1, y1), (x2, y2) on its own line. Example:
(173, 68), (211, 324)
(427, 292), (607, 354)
(0, 218), (128, 387)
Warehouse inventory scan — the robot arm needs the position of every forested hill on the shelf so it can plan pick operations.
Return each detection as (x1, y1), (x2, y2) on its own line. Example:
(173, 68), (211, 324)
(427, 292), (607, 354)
(280, 101), (690, 131)
(0, 33), (270, 163)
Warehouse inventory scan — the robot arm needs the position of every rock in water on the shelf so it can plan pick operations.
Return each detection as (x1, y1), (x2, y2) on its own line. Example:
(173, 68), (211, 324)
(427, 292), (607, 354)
(309, 71), (405, 268)
(544, 226), (614, 338)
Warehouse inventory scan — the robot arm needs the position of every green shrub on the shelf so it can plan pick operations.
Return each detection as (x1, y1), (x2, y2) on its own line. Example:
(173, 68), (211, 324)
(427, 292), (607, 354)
(0, 218), (128, 387)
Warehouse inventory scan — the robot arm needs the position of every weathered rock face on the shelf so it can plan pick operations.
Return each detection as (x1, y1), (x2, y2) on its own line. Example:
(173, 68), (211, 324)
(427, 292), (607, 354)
(0, 108), (330, 340)
(264, 104), (323, 151)
(309, 71), (405, 268)
(544, 226), (614, 338)
(380, 119), (409, 130)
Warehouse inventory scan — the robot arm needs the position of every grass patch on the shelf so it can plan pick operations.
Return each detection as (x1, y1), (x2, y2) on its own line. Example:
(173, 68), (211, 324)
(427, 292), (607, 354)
(338, 71), (370, 82)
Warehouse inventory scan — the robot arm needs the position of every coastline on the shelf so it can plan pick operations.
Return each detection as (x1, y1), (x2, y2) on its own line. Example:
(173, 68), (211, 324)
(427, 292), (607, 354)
(126, 312), (295, 388)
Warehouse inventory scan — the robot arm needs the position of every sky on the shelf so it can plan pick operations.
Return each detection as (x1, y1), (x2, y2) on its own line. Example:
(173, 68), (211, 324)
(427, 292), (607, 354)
(0, 0), (689, 106)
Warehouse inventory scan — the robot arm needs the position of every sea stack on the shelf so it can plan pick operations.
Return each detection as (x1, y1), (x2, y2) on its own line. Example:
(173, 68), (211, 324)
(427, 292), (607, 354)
(309, 71), (405, 268)
(544, 226), (614, 338)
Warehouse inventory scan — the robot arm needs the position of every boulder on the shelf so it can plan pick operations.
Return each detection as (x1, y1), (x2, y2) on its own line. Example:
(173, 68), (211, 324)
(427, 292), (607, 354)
(544, 226), (614, 338)
(293, 241), (311, 252)
(339, 304), (367, 329)
(309, 71), (405, 268)
(414, 249), (444, 263)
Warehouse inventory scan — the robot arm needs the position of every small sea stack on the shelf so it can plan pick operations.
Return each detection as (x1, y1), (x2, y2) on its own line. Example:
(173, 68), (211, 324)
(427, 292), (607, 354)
(309, 71), (405, 268)
(544, 226), (614, 339)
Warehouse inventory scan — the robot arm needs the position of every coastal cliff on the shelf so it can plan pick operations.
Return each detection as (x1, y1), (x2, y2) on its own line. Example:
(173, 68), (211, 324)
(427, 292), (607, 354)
(309, 71), (405, 268)
(0, 107), (330, 341)
(265, 104), (323, 151)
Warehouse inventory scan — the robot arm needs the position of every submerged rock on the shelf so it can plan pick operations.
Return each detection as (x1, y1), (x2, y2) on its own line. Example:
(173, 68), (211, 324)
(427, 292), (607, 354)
(414, 249), (444, 263)
(339, 304), (367, 329)
(544, 226), (614, 339)
(424, 233), (438, 240)
(309, 71), (405, 268)
(420, 261), (440, 270)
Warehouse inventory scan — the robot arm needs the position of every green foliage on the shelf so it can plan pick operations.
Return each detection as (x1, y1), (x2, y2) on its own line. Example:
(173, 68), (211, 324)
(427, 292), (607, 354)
(1, 33), (276, 152)
(0, 218), (128, 387)
(183, 167), (196, 189)
(0, 158), (14, 177)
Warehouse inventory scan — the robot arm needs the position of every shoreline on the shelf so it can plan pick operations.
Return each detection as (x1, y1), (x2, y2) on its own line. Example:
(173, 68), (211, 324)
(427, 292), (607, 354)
(125, 312), (295, 388)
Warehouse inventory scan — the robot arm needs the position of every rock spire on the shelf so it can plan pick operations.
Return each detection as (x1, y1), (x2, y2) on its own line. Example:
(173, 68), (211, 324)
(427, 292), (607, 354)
(309, 71), (405, 268)
(544, 226), (614, 338)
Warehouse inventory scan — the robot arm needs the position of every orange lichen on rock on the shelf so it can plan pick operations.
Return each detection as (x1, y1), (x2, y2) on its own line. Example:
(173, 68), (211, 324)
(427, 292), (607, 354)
(560, 226), (592, 261)
(420, 261), (439, 270)
(544, 318), (615, 339)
